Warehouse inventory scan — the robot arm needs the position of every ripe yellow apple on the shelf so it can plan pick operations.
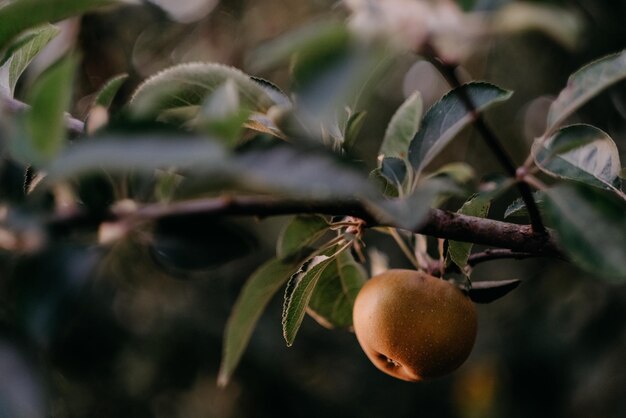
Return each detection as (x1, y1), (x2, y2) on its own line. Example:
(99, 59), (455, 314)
(352, 269), (477, 381)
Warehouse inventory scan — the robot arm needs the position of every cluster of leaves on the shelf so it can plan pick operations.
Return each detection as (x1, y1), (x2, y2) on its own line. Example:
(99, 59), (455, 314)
(0, 0), (625, 398)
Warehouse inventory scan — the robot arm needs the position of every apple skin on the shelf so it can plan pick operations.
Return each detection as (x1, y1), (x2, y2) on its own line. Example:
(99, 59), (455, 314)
(352, 269), (477, 381)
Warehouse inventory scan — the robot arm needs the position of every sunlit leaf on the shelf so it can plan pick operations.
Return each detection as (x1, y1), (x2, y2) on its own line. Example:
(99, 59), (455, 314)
(93, 73), (128, 108)
(544, 182), (626, 280)
(408, 82), (512, 172)
(277, 215), (329, 260)
(282, 255), (335, 346)
(307, 249), (366, 329)
(546, 50), (626, 133)
(218, 258), (298, 387)
(447, 194), (491, 272)
(130, 62), (276, 119)
(16, 54), (76, 166)
(380, 91), (422, 159)
(468, 279), (521, 304)
(0, 24), (59, 97)
(533, 124), (622, 191)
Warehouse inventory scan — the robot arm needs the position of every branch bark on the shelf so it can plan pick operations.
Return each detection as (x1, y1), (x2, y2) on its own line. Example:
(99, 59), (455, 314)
(48, 195), (562, 257)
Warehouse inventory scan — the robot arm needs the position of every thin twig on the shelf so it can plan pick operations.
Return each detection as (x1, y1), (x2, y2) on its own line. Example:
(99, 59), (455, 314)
(424, 46), (546, 235)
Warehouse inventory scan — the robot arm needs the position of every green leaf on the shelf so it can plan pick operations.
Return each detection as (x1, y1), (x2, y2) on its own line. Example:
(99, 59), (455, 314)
(130, 62), (276, 120)
(196, 79), (251, 146)
(0, 0), (115, 51)
(380, 157), (407, 188)
(18, 54), (76, 166)
(343, 110), (367, 150)
(533, 124), (622, 191)
(447, 194), (491, 272)
(427, 162), (475, 185)
(218, 258), (297, 387)
(0, 24), (59, 97)
(544, 182), (626, 280)
(230, 145), (377, 200)
(504, 192), (545, 219)
(380, 91), (422, 159)
(366, 178), (461, 230)
(408, 82), (512, 172)
(369, 167), (399, 198)
(277, 215), (329, 260)
(546, 50), (626, 133)
(469, 279), (521, 304)
(93, 73), (128, 108)
(45, 136), (228, 180)
(307, 249), (366, 329)
(282, 255), (335, 346)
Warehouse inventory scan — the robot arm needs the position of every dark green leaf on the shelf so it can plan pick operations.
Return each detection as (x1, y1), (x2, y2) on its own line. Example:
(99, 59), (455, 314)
(544, 182), (626, 280)
(380, 157), (407, 188)
(504, 192), (545, 219)
(447, 194), (491, 272)
(408, 82), (512, 172)
(366, 178), (461, 230)
(93, 73), (128, 108)
(18, 54), (76, 166)
(533, 124), (622, 191)
(380, 91), (422, 159)
(468, 279), (521, 304)
(46, 136), (228, 180)
(0, 0), (115, 51)
(546, 50), (626, 133)
(369, 167), (399, 197)
(307, 250), (366, 329)
(282, 255), (335, 346)
(277, 215), (329, 260)
(218, 258), (298, 387)
(0, 24), (59, 97)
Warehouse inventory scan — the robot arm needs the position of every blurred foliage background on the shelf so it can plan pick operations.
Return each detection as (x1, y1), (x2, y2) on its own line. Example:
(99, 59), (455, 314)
(1, 0), (626, 417)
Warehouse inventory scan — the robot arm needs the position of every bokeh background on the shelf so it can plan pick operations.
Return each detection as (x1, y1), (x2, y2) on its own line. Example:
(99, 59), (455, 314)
(1, 0), (626, 417)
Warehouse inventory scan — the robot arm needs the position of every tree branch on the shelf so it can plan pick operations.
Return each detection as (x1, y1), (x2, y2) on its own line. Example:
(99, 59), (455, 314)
(424, 48), (547, 235)
(47, 195), (562, 257)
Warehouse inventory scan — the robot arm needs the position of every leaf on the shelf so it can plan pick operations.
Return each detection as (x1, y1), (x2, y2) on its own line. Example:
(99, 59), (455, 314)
(277, 215), (329, 260)
(504, 191), (545, 219)
(130, 62), (276, 119)
(544, 182), (626, 280)
(45, 136), (228, 180)
(231, 145), (377, 200)
(380, 157), (407, 188)
(408, 82), (512, 172)
(427, 162), (475, 185)
(380, 91), (422, 159)
(250, 76), (291, 107)
(17, 54), (76, 166)
(307, 249), (366, 329)
(218, 258), (298, 387)
(93, 73), (128, 108)
(546, 50), (626, 133)
(282, 255), (335, 346)
(0, 0), (116, 51)
(197, 79), (251, 146)
(468, 279), (521, 304)
(366, 178), (461, 230)
(0, 24), (59, 97)
(447, 194), (491, 272)
(343, 110), (367, 149)
(533, 124), (622, 191)
(369, 167), (399, 198)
